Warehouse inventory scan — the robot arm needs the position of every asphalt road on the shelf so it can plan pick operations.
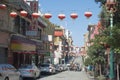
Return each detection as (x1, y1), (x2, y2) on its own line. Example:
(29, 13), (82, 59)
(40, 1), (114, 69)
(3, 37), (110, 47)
(38, 70), (92, 80)
(73, 56), (83, 65)
(38, 56), (94, 80)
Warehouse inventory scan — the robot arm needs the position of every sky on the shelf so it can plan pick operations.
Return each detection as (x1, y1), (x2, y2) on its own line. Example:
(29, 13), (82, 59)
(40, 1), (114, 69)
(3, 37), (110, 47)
(39, 0), (101, 47)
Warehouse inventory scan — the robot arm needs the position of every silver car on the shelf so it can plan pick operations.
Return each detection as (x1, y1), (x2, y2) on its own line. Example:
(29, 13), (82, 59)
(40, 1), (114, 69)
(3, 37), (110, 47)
(39, 63), (56, 74)
(0, 64), (21, 80)
(18, 64), (41, 79)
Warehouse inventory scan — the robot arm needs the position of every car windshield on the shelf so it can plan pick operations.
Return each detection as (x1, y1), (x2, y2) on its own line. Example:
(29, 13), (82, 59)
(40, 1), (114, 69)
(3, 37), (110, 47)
(20, 65), (33, 69)
(40, 64), (49, 67)
(0, 64), (16, 70)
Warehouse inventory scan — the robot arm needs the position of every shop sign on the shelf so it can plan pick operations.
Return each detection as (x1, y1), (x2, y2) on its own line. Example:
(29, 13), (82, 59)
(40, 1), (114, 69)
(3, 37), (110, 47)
(0, 32), (9, 47)
(54, 31), (63, 37)
(48, 35), (52, 41)
(11, 42), (36, 51)
(30, 1), (38, 12)
(26, 30), (37, 36)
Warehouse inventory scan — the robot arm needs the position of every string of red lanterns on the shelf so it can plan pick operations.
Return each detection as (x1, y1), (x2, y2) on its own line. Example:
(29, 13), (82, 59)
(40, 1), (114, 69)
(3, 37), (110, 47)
(10, 11), (40, 19)
(4, 4), (92, 20)
(42, 12), (91, 20)
(9, 11), (92, 20)
(0, 3), (92, 20)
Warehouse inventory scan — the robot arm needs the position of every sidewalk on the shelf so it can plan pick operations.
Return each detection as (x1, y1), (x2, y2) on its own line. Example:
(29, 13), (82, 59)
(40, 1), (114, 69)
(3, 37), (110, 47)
(85, 71), (95, 80)
(85, 71), (106, 80)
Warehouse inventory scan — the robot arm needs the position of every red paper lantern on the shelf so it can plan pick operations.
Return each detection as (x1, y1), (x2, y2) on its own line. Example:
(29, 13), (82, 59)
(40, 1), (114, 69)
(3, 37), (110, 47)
(10, 11), (17, 18)
(0, 4), (6, 9)
(84, 11), (92, 19)
(58, 14), (65, 20)
(32, 12), (40, 18)
(20, 10), (28, 17)
(44, 13), (52, 19)
(70, 13), (78, 19)
(54, 31), (63, 36)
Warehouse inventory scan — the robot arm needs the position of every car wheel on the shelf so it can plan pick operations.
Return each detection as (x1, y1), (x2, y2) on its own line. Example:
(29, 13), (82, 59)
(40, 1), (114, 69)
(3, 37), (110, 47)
(4, 77), (9, 80)
(19, 76), (23, 80)
(37, 72), (41, 79)
(32, 77), (37, 80)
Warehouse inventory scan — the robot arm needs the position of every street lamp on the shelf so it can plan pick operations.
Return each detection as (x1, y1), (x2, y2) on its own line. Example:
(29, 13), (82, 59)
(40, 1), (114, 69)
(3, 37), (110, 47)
(105, 0), (117, 80)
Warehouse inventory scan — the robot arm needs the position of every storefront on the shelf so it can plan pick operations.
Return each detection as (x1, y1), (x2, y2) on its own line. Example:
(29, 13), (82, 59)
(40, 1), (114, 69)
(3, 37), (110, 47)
(36, 41), (46, 66)
(0, 31), (9, 64)
(10, 34), (36, 68)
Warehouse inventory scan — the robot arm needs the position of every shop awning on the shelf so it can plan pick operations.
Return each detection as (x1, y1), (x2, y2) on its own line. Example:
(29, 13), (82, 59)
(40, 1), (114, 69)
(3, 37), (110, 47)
(11, 34), (36, 52)
(13, 51), (36, 54)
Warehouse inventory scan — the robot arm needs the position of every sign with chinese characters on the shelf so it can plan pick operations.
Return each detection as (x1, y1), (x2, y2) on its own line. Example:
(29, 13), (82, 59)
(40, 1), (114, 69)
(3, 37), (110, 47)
(48, 35), (52, 41)
(30, 1), (38, 12)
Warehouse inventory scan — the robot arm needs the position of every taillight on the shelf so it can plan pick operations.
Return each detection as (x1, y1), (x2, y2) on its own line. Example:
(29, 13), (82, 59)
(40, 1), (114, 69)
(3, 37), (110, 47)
(29, 70), (34, 72)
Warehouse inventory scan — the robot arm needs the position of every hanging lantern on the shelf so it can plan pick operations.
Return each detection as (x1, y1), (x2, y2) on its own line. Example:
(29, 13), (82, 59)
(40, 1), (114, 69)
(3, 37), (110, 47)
(58, 14), (65, 20)
(10, 11), (17, 18)
(105, 0), (117, 12)
(70, 13), (78, 19)
(0, 4), (6, 9)
(32, 12), (40, 18)
(20, 10), (28, 17)
(84, 11), (92, 19)
(44, 13), (52, 19)
(106, 0), (116, 4)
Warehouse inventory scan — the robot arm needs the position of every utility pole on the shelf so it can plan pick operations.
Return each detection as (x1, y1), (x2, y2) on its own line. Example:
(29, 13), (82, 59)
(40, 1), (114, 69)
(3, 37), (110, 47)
(105, 0), (117, 80)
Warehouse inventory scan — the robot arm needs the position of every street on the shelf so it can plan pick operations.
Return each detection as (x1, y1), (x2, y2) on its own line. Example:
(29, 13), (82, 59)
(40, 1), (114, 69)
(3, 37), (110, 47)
(73, 56), (83, 65)
(37, 56), (94, 80)
(38, 71), (92, 80)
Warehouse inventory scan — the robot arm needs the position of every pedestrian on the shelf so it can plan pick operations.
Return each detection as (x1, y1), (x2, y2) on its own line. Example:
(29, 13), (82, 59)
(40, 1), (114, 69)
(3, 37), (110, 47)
(85, 66), (88, 72)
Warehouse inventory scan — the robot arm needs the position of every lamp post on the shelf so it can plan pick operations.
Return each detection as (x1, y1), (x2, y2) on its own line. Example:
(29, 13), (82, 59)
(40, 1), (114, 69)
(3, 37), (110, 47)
(105, 0), (117, 80)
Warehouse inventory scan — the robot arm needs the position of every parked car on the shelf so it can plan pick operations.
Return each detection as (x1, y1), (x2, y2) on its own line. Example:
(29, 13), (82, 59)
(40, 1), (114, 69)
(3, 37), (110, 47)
(18, 64), (41, 79)
(39, 63), (56, 74)
(55, 64), (62, 72)
(59, 64), (64, 71)
(69, 63), (82, 71)
(0, 64), (22, 80)
(66, 63), (71, 70)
